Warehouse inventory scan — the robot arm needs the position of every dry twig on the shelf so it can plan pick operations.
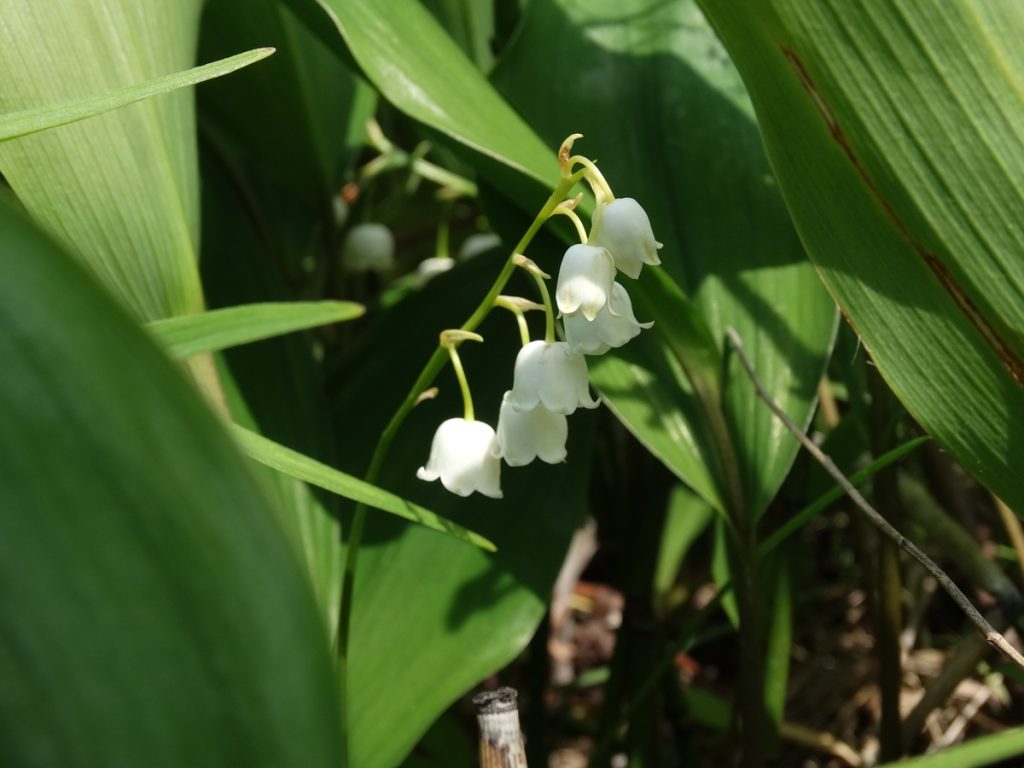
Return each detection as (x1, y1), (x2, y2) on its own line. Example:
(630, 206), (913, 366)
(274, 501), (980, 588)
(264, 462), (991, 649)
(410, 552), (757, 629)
(725, 327), (1024, 672)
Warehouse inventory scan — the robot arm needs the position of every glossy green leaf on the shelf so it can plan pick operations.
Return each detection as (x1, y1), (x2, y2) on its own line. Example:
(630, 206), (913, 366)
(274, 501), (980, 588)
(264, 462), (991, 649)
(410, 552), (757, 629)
(308, 0), (555, 188)
(200, 0), (376, 200)
(0, 48), (273, 143)
(331, 257), (593, 768)
(492, 0), (837, 520)
(231, 425), (496, 552)
(0, 0), (207, 321)
(697, 0), (1024, 512)
(0, 199), (341, 766)
(147, 301), (363, 359)
(421, 0), (496, 72)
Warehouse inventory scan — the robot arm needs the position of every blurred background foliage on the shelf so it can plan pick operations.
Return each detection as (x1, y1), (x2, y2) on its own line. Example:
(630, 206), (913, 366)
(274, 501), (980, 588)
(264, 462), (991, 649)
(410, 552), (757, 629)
(2, 0), (1024, 766)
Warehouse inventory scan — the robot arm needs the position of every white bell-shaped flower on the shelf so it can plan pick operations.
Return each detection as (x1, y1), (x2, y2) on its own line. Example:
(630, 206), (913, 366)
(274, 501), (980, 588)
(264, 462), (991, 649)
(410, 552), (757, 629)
(417, 418), (503, 498)
(591, 198), (662, 280)
(416, 256), (455, 285)
(508, 340), (600, 415)
(555, 244), (616, 321)
(494, 391), (568, 466)
(563, 282), (654, 355)
(342, 222), (395, 273)
(458, 232), (502, 261)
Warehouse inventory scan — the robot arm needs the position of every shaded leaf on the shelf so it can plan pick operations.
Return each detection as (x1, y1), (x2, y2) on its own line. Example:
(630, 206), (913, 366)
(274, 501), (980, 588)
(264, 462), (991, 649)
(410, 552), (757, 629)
(0, 198), (342, 767)
(231, 425), (496, 552)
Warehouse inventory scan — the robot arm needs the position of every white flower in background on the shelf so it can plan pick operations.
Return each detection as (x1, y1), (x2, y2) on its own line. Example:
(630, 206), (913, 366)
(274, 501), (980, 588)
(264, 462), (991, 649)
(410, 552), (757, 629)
(563, 282), (653, 355)
(416, 256), (455, 285)
(555, 244), (616, 320)
(591, 198), (662, 279)
(341, 222), (395, 273)
(508, 340), (599, 415)
(494, 391), (568, 466)
(458, 232), (502, 261)
(417, 418), (503, 498)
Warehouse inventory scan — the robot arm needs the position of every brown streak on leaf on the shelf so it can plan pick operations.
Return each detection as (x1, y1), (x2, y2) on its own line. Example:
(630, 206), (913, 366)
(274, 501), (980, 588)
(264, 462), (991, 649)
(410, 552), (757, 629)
(781, 47), (1024, 387)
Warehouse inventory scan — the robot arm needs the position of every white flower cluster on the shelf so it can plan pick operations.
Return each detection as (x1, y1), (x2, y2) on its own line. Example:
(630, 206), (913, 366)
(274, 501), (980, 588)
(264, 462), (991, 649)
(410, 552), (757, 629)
(417, 196), (661, 499)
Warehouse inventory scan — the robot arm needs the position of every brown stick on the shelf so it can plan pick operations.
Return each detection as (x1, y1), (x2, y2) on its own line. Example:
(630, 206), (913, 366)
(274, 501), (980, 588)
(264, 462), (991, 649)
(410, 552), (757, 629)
(473, 687), (528, 768)
(724, 327), (1024, 671)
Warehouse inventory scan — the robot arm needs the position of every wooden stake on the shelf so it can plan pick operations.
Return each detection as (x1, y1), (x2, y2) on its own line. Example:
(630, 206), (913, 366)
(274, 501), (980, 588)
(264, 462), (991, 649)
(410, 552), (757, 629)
(473, 687), (528, 768)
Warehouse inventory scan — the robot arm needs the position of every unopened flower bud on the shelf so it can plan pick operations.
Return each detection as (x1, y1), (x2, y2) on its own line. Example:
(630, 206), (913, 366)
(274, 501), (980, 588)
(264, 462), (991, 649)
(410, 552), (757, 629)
(342, 222), (395, 273)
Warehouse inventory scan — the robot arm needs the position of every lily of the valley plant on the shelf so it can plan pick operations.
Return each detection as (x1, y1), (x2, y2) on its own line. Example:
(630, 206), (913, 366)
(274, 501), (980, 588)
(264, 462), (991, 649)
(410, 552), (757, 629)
(416, 135), (662, 498)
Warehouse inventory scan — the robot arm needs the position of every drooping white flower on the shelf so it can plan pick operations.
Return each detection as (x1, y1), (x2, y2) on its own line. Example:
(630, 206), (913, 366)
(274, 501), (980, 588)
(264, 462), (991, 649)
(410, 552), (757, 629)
(591, 198), (662, 280)
(341, 222), (395, 273)
(507, 340), (599, 415)
(494, 391), (568, 466)
(555, 244), (616, 320)
(417, 418), (502, 498)
(458, 232), (502, 261)
(416, 256), (455, 285)
(563, 282), (654, 355)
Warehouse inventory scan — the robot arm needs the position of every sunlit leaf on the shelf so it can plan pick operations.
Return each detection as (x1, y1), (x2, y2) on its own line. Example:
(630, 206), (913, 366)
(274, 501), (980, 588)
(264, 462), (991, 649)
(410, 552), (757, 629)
(698, 0), (1024, 512)
(0, 0), (211, 321)
(147, 301), (363, 359)
(0, 49), (273, 142)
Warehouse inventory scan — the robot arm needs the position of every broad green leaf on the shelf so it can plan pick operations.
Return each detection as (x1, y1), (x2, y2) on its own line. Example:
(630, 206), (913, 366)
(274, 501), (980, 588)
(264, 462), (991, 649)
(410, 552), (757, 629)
(0, 0), (207, 321)
(492, 0), (837, 519)
(877, 728), (1024, 768)
(216, 359), (343, 631)
(307, 0), (555, 188)
(231, 425), (496, 552)
(591, 272), (726, 511)
(0, 49), (273, 143)
(0, 199), (341, 766)
(422, 0), (496, 73)
(147, 301), (364, 359)
(697, 0), (1024, 512)
(200, 0), (376, 201)
(198, 164), (346, 635)
(653, 485), (715, 611)
(331, 256), (593, 768)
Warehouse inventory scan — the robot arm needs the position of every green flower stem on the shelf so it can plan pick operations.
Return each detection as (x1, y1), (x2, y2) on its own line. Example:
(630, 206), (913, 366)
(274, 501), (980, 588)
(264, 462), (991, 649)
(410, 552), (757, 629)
(446, 342), (475, 421)
(361, 118), (478, 197)
(530, 271), (556, 344)
(552, 205), (588, 243)
(334, 169), (587, 758)
(567, 154), (615, 202)
(494, 297), (544, 348)
(436, 216), (450, 260)
(514, 313), (530, 347)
